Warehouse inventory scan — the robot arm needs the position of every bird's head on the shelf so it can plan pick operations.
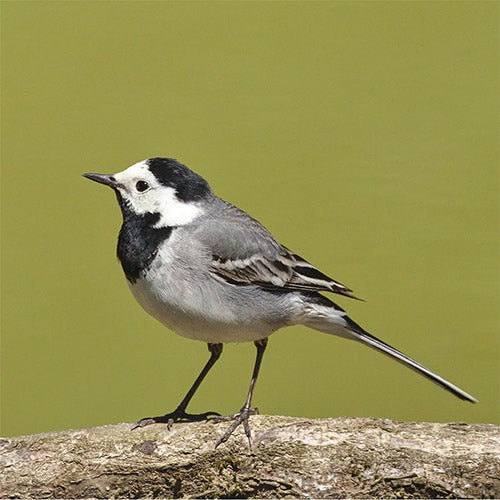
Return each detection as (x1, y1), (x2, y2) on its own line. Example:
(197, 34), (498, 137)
(83, 158), (212, 227)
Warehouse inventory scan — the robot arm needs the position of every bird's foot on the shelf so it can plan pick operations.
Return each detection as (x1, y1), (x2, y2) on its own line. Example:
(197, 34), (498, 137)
(131, 407), (221, 431)
(212, 406), (258, 448)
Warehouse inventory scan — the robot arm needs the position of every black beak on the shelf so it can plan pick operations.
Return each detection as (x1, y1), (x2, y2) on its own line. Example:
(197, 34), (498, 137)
(82, 173), (120, 189)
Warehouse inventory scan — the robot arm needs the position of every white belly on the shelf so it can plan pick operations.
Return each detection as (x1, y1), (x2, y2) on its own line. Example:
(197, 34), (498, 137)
(128, 274), (279, 343)
(125, 233), (295, 343)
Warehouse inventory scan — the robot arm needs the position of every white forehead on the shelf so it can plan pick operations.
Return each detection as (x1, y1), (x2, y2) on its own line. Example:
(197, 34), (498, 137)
(113, 160), (160, 186)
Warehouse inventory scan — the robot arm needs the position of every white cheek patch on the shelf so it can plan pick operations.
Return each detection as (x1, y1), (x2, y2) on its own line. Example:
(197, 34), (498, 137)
(153, 189), (204, 227)
(114, 163), (204, 228)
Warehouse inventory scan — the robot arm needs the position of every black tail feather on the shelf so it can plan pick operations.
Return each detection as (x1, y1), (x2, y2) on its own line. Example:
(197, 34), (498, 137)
(343, 316), (477, 403)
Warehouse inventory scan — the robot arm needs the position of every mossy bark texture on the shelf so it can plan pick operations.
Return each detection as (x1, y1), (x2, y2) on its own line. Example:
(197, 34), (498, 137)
(1, 416), (499, 498)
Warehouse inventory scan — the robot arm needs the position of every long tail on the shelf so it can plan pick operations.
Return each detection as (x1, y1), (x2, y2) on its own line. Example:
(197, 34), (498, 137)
(342, 315), (477, 403)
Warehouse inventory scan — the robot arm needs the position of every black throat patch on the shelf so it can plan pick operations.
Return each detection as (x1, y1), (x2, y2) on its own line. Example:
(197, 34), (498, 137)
(115, 193), (174, 283)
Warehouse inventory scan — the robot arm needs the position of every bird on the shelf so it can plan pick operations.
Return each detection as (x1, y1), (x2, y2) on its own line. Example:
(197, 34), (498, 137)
(83, 157), (477, 447)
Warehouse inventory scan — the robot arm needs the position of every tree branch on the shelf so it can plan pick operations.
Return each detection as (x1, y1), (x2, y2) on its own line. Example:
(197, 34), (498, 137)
(1, 416), (499, 498)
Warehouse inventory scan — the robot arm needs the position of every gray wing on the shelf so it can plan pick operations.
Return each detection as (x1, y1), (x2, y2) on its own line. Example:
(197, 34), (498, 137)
(194, 200), (360, 300)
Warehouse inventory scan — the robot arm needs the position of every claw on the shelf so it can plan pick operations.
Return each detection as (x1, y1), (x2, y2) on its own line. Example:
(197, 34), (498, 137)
(131, 409), (220, 431)
(213, 406), (257, 448)
(131, 418), (157, 430)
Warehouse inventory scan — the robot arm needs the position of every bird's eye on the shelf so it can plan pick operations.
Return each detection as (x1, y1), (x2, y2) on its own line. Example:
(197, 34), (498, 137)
(135, 181), (149, 192)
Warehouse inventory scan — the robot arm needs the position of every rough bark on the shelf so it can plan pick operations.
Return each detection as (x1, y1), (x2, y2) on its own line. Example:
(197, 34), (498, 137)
(1, 416), (499, 499)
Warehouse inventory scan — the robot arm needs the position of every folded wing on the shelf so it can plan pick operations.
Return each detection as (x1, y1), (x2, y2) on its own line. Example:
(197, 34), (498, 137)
(195, 203), (360, 300)
(212, 247), (360, 299)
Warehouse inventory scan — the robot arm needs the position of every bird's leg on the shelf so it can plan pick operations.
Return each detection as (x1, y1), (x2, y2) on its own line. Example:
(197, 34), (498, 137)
(213, 338), (268, 448)
(132, 343), (223, 430)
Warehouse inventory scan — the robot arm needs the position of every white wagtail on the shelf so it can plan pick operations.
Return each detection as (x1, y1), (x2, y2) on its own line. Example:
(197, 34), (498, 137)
(83, 157), (477, 447)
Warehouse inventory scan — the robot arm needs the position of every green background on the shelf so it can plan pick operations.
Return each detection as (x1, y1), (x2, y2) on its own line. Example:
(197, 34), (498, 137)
(1, 1), (498, 437)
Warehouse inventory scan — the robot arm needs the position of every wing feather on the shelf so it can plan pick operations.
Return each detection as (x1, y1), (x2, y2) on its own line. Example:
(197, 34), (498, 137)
(195, 200), (361, 300)
(211, 245), (360, 300)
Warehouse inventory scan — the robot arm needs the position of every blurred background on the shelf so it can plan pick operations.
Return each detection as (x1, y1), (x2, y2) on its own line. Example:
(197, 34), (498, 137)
(1, 1), (498, 437)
